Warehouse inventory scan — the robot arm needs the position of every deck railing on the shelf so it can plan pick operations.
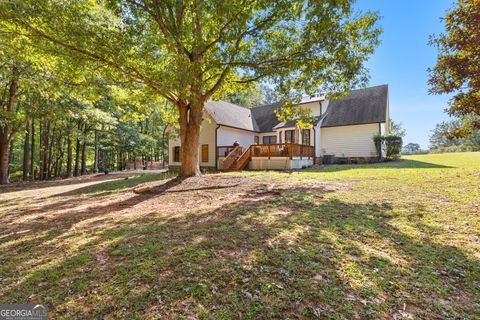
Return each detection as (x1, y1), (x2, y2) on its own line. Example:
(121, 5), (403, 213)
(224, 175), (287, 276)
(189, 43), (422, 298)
(250, 143), (314, 159)
(231, 147), (251, 171)
(217, 146), (237, 157)
(218, 143), (314, 161)
(222, 146), (243, 170)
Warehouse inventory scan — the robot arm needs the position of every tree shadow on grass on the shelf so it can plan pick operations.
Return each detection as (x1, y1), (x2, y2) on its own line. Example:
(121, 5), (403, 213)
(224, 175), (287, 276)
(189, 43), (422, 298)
(0, 171), (168, 195)
(0, 177), (183, 235)
(0, 185), (478, 319)
(305, 159), (453, 173)
(50, 172), (173, 197)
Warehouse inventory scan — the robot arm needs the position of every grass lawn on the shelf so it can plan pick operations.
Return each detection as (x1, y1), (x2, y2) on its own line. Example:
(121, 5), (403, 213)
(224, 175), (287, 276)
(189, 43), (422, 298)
(0, 153), (479, 319)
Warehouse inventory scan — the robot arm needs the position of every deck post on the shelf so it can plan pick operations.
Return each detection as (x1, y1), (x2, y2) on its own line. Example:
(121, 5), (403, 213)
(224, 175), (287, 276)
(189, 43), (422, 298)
(268, 144), (270, 159)
(300, 145), (303, 160)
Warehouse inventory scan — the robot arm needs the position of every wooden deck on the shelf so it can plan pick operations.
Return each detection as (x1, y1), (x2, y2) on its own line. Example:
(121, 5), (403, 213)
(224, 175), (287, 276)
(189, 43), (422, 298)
(217, 143), (314, 171)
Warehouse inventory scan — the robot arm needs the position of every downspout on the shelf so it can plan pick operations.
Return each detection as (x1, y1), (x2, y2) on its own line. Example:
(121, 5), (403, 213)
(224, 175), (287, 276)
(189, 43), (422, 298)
(215, 124), (221, 170)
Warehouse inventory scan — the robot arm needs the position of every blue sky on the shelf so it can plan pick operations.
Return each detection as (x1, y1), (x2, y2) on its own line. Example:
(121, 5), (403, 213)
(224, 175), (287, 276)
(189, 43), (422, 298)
(354, 0), (454, 148)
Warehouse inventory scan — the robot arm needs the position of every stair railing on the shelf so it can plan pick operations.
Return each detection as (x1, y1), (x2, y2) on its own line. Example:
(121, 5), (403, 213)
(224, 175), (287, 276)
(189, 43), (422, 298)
(222, 146), (242, 170)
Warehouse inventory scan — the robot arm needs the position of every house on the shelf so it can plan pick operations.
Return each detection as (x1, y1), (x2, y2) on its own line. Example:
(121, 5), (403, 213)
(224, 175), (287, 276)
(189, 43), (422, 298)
(169, 84), (389, 171)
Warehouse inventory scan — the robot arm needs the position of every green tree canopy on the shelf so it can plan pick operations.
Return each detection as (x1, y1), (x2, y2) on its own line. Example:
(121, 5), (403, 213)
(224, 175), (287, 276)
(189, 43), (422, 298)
(223, 82), (264, 108)
(1, 0), (381, 177)
(429, 117), (480, 151)
(428, 0), (480, 137)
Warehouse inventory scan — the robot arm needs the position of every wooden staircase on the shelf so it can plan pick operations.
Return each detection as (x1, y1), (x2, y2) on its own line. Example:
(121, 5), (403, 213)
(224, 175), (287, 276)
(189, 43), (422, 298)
(223, 146), (251, 171)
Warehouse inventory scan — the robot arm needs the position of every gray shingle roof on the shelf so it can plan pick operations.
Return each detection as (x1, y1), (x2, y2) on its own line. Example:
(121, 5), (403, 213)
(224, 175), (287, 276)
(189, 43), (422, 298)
(205, 85), (388, 133)
(250, 102), (283, 132)
(205, 100), (259, 131)
(321, 85), (388, 127)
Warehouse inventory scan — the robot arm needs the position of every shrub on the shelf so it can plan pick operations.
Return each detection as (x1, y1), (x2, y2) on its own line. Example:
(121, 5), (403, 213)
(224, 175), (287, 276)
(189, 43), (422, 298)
(384, 135), (403, 159)
(373, 135), (403, 160)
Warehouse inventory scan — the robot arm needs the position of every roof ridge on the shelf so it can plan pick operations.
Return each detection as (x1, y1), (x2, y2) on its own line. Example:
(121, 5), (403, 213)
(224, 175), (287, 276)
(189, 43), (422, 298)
(212, 99), (251, 111)
(251, 85), (388, 109)
(346, 84), (388, 92)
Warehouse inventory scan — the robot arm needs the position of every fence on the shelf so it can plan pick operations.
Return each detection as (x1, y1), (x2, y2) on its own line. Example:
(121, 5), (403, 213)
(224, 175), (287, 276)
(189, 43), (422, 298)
(125, 161), (165, 170)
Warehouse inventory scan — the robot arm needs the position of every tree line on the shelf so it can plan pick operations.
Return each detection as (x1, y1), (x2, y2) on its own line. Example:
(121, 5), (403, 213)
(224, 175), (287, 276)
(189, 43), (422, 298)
(429, 117), (480, 153)
(7, 101), (171, 182)
(0, 44), (175, 184)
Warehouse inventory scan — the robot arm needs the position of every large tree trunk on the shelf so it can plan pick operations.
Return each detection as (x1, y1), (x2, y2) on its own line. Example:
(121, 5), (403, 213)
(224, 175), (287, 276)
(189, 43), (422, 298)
(178, 99), (203, 177)
(0, 74), (19, 185)
(0, 136), (11, 185)
(22, 120), (30, 181)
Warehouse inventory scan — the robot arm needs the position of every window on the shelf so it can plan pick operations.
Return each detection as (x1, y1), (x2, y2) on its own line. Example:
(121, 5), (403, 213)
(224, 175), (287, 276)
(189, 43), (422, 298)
(173, 146), (181, 162)
(201, 144), (209, 162)
(285, 130), (295, 143)
(262, 135), (277, 144)
(302, 129), (311, 145)
(254, 136), (259, 144)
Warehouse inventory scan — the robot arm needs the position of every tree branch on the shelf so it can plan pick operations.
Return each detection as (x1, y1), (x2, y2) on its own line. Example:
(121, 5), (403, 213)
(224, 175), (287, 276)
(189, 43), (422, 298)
(197, 0), (255, 58)
(150, 0), (192, 60)
(15, 19), (178, 104)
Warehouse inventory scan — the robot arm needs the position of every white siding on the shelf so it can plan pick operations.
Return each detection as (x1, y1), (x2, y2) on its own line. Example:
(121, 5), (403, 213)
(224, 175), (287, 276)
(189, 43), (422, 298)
(217, 126), (255, 147)
(320, 123), (380, 157)
(168, 115), (217, 167)
(300, 101), (321, 117)
(320, 99), (329, 116)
